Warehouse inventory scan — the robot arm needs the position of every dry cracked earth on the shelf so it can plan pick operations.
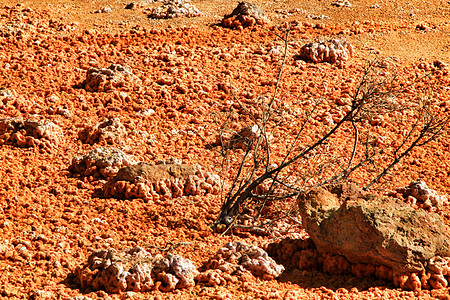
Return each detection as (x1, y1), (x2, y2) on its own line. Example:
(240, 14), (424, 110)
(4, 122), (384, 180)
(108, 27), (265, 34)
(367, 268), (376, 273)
(1, 0), (450, 299)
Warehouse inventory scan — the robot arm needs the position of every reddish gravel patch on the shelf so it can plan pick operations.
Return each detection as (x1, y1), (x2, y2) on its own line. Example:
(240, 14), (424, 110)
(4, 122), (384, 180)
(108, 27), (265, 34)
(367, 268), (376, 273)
(1, 1), (450, 299)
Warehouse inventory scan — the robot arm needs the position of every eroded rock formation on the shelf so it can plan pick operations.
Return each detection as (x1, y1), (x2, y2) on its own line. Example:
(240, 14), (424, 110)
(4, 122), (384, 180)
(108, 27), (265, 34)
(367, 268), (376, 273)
(69, 147), (137, 180)
(74, 247), (198, 293)
(296, 39), (354, 64)
(0, 117), (63, 150)
(84, 64), (142, 92)
(396, 179), (448, 213)
(147, 0), (203, 19)
(103, 162), (220, 201)
(201, 241), (284, 282)
(78, 118), (126, 145)
(268, 236), (450, 291)
(221, 2), (265, 29)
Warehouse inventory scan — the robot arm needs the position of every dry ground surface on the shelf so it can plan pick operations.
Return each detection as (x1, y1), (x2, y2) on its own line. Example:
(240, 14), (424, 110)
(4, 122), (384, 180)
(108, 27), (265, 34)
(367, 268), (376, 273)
(1, 0), (450, 299)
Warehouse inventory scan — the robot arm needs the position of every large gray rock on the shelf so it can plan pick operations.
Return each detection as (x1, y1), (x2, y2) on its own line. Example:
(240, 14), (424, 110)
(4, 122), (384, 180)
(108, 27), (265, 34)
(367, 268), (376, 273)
(298, 184), (450, 273)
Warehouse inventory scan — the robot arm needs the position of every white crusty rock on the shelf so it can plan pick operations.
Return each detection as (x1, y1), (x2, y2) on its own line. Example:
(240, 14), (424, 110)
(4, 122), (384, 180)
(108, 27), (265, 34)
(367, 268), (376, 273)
(204, 241), (284, 280)
(94, 6), (112, 13)
(272, 238), (395, 281)
(74, 247), (198, 293)
(221, 1), (265, 29)
(147, 0), (203, 19)
(331, 0), (351, 7)
(425, 256), (450, 289)
(75, 247), (155, 293)
(0, 87), (17, 100)
(69, 147), (137, 180)
(268, 237), (392, 278)
(0, 23), (35, 38)
(266, 237), (316, 270)
(78, 118), (127, 145)
(103, 162), (221, 201)
(214, 124), (273, 151)
(296, 39), (354, 64)
(153, 253), (199, 291)
(84, 64), (142, 92)
(396, 179), (448, 212)
(215, 125), (260, 150)
(30, 289), (54, 300)
(0, 117), (63, 150)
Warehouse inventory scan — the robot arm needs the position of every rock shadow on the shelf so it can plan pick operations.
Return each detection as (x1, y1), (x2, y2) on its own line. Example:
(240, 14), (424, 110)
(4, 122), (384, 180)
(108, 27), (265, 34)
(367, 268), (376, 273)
(278, 268), (395, 292)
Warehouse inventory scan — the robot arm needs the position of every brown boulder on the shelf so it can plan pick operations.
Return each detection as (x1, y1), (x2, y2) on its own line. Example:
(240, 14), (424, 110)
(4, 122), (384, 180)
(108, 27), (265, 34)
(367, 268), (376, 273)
(111, 163), (200, 184)
(103, 162), (221, 201)
(298, 184), (450, 273)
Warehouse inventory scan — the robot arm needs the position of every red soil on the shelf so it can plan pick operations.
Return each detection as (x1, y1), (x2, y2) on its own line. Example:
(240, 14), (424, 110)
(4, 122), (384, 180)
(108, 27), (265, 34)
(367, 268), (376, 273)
(1, 1), (450, 299)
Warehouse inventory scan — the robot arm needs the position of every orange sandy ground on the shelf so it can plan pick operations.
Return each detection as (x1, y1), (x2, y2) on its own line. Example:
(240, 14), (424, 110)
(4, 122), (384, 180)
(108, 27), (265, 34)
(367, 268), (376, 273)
(1, 0), (450, 299)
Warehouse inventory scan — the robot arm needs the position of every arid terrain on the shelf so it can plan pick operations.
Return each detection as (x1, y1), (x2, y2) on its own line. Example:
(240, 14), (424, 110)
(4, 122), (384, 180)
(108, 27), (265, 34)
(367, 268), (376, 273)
(1, 0), (450, 299)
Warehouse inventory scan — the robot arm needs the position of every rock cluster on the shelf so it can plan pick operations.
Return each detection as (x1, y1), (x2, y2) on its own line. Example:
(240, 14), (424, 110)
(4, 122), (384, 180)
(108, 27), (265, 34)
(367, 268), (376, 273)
(221, 2), (265, 29)
(296, 39), (354, 64)
(84, 64), (142, 92)
(153, 253), (199, 291)
(268, 237), (450, 291)
(78, 118), (127, 145)
(201, 241), (284, 283)
(0, 117), (63, 150)
(268, 238), (396, 281)
(74, 247), (198, 293)
(396, 179), (448, 212)
(75, 243), (283, 293)
(147, 0), (203, 19)
(69, 147), (137, 180)
(103, 162), (221, 201)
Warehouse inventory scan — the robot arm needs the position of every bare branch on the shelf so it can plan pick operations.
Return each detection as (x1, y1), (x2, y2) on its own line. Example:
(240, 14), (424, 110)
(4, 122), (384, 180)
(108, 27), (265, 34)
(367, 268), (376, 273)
(212, 25), (449, 233)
